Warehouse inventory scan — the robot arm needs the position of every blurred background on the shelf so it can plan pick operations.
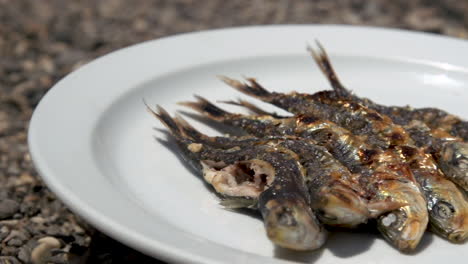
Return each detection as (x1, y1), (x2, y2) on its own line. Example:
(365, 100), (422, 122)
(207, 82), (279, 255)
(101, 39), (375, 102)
(1, 0), (467, 263)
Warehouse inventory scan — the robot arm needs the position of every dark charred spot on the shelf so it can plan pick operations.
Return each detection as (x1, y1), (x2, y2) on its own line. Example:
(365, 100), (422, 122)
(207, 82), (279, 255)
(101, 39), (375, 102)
(297, 114), (318, 124)
(390, 131), (405, 144)
(331, 189), (353, 205)
(400, 146), (417, 159)
(360, 149), (378, 163)
(367, 112), (383, 121)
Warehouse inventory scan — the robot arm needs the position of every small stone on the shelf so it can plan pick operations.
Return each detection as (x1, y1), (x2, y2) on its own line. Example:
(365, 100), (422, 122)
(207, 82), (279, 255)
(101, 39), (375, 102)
(0, 220), (19, 227)
(45, 225), (62, 236)
(31, 236), (61, 264)
(30, 216), (46, 224)
(1, 246), (19, 256)
(18, 245), (32, 263)
(0, 199), (20, 220)
(6, 238), (23, 247)
(0, 256), (21, 264)
(0, 226), (10, 241)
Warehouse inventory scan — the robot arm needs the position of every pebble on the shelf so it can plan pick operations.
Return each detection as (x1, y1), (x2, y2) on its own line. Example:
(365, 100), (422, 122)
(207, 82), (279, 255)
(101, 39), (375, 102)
(0, 226), (10, 241)
(0, 199), (19, 220)
(31, 236), (61, 264)
(7, 238), (23, 247)
(0, 256), (21, 264)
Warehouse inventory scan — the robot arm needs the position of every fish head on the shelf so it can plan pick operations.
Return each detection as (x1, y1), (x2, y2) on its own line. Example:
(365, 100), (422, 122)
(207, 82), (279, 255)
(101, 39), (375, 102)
(427, 184), (468, 243)
(438, 141), (468, 191)
(378, 207), (426, 251)
(376, 180), (428, 251)
(263, 198), (327, 251)
(316, 185), (369, 227)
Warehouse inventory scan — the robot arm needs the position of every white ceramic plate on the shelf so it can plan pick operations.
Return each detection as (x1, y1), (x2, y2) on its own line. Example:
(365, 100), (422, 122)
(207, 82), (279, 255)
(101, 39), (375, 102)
(29, 25), (468, 263)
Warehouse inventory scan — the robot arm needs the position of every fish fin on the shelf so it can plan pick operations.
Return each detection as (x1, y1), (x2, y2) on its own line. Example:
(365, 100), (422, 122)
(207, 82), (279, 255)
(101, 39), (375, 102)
(218, 75), (272, 99)
(368, 199), (408, 218)
(307, 41), (349, 97)
(173, 114), (207, 141)
(219, 196), (258, 209)
(178, 95), (231, 121)
(220, 98), (286, 119)
(145, 102), (181, 137)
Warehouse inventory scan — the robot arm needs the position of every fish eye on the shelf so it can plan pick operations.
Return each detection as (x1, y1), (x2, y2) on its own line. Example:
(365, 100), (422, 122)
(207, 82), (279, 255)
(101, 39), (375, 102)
(381, 210), (407, 229)
(434, 201), (455, 219)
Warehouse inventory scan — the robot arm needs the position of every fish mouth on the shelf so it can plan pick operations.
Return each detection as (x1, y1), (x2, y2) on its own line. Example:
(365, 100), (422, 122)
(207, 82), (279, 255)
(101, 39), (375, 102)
(448, 230), (468, 243)
(201, 159), (275, 198)
(378, 208), (427, 251)
(264, 199), (327, 251)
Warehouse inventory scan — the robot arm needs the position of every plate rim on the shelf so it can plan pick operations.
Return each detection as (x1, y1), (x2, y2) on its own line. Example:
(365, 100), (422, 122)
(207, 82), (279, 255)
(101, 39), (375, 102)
(28, 24), (468, 263)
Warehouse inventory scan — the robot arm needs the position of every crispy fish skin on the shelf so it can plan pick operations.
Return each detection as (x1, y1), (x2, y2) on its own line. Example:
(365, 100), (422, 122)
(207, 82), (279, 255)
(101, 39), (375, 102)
(182, 98), (429, 251)
(174, 118), (370, 227)
(307, 41), (468, 142)
(254, 83), (468, 241)
(306, 43), (468, 242)
(395, 145), (468, 242)
(307, 43), (468, 192)
(151, 106), (326, 250)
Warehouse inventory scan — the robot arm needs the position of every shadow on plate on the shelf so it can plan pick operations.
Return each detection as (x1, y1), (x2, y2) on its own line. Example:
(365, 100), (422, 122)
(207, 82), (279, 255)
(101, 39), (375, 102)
(274, 247), (324, 263)
(325, 227), (376, 258)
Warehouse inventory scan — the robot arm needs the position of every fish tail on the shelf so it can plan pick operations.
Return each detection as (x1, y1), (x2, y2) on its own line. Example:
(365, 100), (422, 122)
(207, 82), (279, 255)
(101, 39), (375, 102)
(307, 41), (349, 97)
(145, 103), (181, 137)
(179, 95), (232, 121)
(218, 75), (273, 99)
(173, 114), (207, 141)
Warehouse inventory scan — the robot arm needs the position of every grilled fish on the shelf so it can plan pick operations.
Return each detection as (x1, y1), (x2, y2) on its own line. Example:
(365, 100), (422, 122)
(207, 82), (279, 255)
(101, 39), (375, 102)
(173, 116), (373, 227)
(307, 42), (468, 192)
(150, 105), (327, 250)
(181, 98), (429, 251)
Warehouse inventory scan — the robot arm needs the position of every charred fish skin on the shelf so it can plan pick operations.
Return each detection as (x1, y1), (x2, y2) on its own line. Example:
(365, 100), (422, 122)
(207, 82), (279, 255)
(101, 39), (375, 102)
(397, 145), (468, 243)
(308, 41), (468, 142)
(181, 96), (367, 172)
(150, 106), (327, 250)
(307, 43), (468, 193)
(174, 118), (371, 227)
(406, 122), (468, 192)
(182, 98), (429, 251)
(221, 77), (397, 151)
(274, 139), (370, 227)
(307, 43), (468, 241)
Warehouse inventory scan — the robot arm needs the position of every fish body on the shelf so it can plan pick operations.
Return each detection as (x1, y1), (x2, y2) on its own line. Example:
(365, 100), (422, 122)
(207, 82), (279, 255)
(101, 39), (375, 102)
(182, 98), (429, 251)
(305, 43), (468, 192)
(174, 118), (371, 227)
(305, 43), (468, 242)
(151, 106), (326, 250)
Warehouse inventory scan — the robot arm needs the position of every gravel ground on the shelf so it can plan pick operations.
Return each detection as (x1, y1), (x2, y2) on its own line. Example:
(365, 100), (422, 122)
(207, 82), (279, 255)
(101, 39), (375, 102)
(1, 0), (467, 263)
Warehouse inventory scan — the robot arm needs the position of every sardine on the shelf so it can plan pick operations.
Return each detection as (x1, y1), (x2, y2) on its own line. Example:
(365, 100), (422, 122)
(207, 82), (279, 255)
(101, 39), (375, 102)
(181, 98), (429, 251)
(150, 105), (327, 250)
(173, 116), (372, 227)
(224, 58), (468, 242)
(307, 42), (468, 192)
(308, 43), (468, 242)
